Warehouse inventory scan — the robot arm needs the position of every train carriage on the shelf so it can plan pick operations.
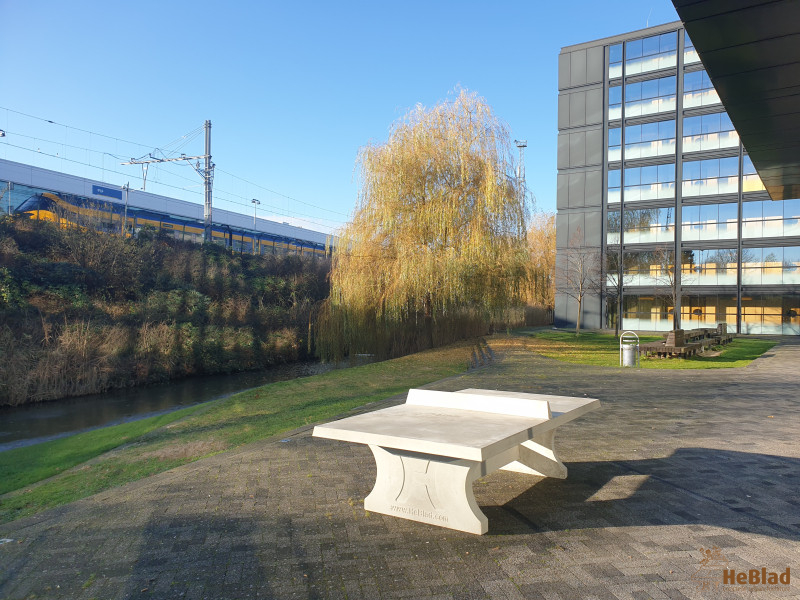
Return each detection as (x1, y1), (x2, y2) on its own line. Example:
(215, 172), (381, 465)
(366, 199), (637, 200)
(15, 192), (331, 258)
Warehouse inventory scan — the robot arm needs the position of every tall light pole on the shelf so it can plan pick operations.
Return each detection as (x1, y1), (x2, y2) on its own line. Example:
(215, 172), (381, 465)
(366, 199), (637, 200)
(251, 198), (261, 254)
(121, 182), (130, 235)
(4, 182), (13, 215)
(514, 139), (527, 206)
(0, 131), (10, 214)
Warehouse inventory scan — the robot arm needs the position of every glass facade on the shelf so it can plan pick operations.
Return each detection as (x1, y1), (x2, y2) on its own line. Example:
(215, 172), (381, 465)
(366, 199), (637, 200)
(0, 181), (47, 214)
(683, 112), (738, 153)
(684, 70), (720, 108)
(606, 208), (675, 244)
(558, 23), (800, 334)
(608, 126), (622, 161)
(742, 198), (800, 238)
(609, 85), (622, 120)
(609, 43), (623, 79)
(682, 157), (739, 197)
(625, 119), (676, 159)
(683, 32), (700, 65)
(682, 247), (738, 286)
(681, 202), (738, 241)
(625, 76), (676, 117)
(742, 156), (767, 193)
(625, 32), (677, 75)
(741, 246), (800, 285)
(741, 294), (800, 335)
(624, 164), (676, 202)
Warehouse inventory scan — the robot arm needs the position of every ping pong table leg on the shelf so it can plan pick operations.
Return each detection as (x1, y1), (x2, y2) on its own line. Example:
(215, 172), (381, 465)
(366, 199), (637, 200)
(364, 445), (488, 534)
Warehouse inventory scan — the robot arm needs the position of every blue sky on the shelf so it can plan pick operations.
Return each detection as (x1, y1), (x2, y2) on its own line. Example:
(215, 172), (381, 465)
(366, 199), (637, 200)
(0, 0), (679, 233)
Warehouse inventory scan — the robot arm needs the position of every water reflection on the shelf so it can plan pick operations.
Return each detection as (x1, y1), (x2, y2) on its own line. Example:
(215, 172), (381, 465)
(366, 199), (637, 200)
(0, 361), (356, 451)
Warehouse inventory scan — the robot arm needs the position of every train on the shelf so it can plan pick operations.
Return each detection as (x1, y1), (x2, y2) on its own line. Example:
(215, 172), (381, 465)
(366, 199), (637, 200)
(15, 192), (331, 258)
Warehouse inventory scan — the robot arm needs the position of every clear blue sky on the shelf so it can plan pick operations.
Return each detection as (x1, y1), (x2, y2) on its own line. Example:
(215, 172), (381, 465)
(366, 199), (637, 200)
(0, 0), (679, 233)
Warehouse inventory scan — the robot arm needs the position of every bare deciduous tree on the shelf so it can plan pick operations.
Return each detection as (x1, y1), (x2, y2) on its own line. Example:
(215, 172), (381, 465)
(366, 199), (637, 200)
(605, 250), (634, 337)
(558, 227), (602, 335)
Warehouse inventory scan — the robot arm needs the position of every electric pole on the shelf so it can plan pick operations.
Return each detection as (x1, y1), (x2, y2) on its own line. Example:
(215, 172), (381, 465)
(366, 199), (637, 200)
(121, 182), (130, 235)
(203, 120), (213, 243)
(251, 198), (260, 255)
(514, 140), (527, 206)
(121, 120), (215, 243)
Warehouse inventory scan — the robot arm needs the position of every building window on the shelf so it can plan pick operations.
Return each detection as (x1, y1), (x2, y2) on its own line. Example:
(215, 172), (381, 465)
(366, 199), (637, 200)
(624, 163), (676, 202)
(625, 119), (676, 159)
(683, 70), (720, 108)
(742, 155), (766, 193)
(742, 198), (800, 238)
(608, 127), (621, 162)
(682, 156), (739, 197)
(680, 294), (737, 330)
(741, 294), (800, 334)
(684, 31), (700, 64)
(682, 247), (738, 286)
(608, 169), (622, 203)
(609, 85), (623, 120)
(681, 202), (738, 241)
(609, 43), (623, 78)
(683, 112), (739, 153)
(621, 295), (675, 332)
(625, 32), (677, 75)
(607, 210), (621, 243)
(621, 207), (675, 243)
(621, 249), (675, 287)
(742, 246), (800, 285)
(625, 76), (676, 117)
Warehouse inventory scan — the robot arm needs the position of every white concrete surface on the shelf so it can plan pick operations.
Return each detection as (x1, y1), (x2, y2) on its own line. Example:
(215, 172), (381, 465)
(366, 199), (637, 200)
(313, 388), (601, 534)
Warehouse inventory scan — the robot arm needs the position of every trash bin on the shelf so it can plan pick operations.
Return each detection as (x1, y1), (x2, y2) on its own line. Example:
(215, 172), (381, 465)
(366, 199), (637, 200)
(621, 343), (638, 367)
(619, 331), (640, 367)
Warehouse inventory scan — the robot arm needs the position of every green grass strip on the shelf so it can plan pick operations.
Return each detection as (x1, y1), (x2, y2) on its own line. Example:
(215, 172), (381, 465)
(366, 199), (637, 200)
(525, 331), (776, 369)
(0, 406), (204, 496)
(0, 342), (472, 524)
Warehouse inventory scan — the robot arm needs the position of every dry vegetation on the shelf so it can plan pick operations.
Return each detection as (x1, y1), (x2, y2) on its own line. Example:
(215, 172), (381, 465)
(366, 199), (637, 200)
(317, 90), (541, 360)
(0, 217), (329, 406)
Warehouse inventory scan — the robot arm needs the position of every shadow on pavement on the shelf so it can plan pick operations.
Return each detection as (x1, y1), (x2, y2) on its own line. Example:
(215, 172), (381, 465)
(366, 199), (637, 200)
(485, 448), (800, 541)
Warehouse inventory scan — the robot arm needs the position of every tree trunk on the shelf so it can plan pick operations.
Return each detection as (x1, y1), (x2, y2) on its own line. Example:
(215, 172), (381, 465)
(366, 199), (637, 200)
(424, 293), (434, 350)
(575, 295), (582, 336)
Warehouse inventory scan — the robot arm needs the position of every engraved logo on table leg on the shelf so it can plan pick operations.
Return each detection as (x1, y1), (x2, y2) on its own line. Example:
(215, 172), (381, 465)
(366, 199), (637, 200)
(394, 456), (442, 511)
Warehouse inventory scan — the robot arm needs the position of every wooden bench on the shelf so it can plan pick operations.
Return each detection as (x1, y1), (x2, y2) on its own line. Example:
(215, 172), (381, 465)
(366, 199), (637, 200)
(312, 388), (601, 534)
(639, 325), (734, 358)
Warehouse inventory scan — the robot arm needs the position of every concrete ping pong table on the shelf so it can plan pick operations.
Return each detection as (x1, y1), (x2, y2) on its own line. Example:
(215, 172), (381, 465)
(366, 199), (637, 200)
(313, 388), (601, 534)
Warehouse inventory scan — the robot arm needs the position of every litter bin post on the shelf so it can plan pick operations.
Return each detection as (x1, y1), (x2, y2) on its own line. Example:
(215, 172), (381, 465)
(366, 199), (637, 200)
(620, 331), (640, 367)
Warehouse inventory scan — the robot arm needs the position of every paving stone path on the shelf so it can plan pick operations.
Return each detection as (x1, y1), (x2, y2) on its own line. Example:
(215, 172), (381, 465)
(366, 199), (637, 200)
(1, 336), (798, 599)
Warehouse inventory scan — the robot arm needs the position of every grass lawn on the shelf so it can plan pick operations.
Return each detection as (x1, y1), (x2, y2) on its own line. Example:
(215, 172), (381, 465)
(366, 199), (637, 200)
(517, 330), (776, 369)
(0, 341), (474, 524)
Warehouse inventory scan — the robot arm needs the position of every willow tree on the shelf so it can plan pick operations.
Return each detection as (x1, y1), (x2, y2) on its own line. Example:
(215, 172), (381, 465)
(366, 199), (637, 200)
(317, 90), (530, 360)
(526, 211), (556, 308)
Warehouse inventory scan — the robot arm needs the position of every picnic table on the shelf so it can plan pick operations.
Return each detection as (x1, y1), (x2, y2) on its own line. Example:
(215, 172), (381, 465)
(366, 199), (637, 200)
(313, 388), (601, 534)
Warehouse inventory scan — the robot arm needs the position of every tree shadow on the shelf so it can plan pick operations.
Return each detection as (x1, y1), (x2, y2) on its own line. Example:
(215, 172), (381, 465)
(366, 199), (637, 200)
(483, 448), (800, 540)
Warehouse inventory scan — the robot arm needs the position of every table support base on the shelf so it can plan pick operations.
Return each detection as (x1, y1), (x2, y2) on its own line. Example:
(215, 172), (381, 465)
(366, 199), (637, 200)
(364, 445), (487, 534)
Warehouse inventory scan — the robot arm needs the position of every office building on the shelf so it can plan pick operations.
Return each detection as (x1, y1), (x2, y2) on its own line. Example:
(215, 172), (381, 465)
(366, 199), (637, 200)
(555, 21), (800, 335)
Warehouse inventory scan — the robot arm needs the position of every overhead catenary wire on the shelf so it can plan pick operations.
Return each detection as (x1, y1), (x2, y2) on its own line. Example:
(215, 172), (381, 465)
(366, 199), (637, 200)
(0, 109), (346, 230)
(0, 140), (343, 231)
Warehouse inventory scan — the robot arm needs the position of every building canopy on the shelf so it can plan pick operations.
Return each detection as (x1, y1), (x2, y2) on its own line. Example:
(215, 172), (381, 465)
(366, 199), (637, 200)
(673, 0), (800, 200)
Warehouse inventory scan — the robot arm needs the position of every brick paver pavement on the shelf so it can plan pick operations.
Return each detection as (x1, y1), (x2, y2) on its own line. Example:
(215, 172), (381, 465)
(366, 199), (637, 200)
(1, 335), (798, 599)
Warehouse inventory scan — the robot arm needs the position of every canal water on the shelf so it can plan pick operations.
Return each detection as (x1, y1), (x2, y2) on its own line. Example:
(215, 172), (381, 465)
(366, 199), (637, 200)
(0, 361), (342, 452)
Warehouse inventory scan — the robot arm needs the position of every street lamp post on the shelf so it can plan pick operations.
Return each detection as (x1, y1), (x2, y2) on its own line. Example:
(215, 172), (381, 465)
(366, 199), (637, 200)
(251, 198), (261, 255)
(121, 182), (130, 235)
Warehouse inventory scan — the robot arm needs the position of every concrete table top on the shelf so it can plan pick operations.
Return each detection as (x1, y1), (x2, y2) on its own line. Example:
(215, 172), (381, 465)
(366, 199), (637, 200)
(312, 388), (601, 534)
